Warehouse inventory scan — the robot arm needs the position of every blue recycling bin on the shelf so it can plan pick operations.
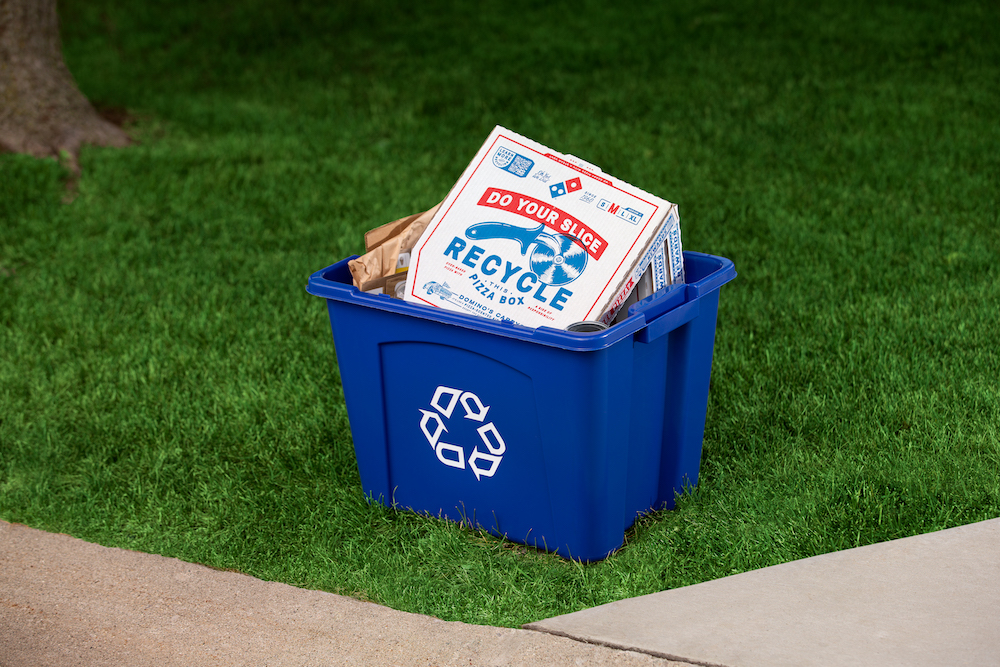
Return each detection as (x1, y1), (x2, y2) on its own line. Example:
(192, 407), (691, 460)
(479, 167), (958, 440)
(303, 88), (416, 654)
(307, 251), (736, 561)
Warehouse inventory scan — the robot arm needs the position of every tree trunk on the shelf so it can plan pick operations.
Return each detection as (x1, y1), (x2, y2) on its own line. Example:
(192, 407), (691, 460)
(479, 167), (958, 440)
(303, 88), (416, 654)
(0, 0), (129, 160)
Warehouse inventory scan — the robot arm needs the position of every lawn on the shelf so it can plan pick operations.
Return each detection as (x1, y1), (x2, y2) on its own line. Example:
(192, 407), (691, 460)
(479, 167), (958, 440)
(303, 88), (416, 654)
(1, 0), (998, 628)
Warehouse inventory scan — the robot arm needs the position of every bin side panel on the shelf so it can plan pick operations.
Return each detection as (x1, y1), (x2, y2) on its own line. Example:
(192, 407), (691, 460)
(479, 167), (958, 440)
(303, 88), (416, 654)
(327, 300), (393, 502)
(625, 335), (669, 522)
(379, 341), (556, 546)
(657, 289), (722, 509)
(530, 343), (635, 561)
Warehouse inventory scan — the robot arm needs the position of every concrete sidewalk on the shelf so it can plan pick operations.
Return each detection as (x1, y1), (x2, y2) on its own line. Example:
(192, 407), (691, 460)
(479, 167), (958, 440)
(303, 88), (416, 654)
(0, 520), (688, 667)
(3, 518), (998, 666)
(527, 517), (1000, 667)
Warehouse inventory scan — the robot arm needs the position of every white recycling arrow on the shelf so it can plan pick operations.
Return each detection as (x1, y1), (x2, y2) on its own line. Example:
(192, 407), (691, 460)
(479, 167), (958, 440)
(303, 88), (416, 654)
(431, 386), (462, 418)
(419, 409), (447, 448)
(468, 448), (502, 481)
(436, 442), (466, 469)
(476, 422), (506, 455)
(459, 391), (490, 422)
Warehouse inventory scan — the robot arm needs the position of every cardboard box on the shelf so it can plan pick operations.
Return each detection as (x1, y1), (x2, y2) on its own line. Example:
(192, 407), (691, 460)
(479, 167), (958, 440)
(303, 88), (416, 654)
(404, 126), (683, 329)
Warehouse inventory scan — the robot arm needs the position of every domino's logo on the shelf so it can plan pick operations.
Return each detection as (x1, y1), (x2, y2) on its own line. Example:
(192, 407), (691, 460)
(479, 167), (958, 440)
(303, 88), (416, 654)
(549, 176), (582, 198)
(492, 147), (534, 177)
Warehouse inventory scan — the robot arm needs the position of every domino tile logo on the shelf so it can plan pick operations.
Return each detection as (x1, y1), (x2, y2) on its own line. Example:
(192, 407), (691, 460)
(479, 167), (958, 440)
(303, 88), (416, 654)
(549, 176), (582, 198)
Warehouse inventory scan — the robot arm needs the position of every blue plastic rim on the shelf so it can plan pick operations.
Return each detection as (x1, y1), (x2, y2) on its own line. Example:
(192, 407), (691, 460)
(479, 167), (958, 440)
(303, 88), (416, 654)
(307, 251), (736, 561)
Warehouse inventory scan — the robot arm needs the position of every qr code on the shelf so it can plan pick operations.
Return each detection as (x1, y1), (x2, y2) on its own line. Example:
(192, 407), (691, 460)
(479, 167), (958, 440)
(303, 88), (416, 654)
(493, 147), (534, 177)
(509, 156), (532, 177)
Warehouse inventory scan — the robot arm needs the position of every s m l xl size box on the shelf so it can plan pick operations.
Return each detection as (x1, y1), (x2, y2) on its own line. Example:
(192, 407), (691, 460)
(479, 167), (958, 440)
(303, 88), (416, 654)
(404, 126), (684, 329)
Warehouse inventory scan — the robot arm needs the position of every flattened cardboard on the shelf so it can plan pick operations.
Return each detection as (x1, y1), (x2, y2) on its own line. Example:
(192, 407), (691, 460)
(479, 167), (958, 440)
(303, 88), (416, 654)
(404, 126), (682, 329)
(349, 203), (442, 288)
(364, 213), (419, 252)
(359, 271), (409, 298)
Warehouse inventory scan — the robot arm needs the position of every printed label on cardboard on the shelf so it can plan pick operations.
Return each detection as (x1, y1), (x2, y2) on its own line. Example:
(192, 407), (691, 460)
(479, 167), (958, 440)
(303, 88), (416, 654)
(405, 126), (680, 329)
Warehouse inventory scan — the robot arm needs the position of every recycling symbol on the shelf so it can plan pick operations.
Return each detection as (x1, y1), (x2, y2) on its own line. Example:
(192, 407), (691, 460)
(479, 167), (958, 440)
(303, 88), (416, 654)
(418, 386), (505, 481)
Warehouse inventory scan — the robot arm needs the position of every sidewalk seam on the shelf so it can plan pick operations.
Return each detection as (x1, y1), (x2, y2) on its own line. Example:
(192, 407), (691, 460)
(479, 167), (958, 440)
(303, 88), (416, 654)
(521, 625), (730, 667)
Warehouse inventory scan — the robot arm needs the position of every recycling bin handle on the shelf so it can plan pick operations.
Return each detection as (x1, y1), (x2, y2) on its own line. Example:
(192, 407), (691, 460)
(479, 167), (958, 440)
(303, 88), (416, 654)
(635, 298), (699, 344)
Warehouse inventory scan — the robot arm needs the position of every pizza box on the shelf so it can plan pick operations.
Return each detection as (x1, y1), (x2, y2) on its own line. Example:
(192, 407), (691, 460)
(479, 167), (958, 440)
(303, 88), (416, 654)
(404, 126), (683, 329)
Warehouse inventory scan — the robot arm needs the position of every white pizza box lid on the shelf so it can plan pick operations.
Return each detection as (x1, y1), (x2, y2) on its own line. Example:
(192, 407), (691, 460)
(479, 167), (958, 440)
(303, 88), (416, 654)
(404, 126), (679, 329)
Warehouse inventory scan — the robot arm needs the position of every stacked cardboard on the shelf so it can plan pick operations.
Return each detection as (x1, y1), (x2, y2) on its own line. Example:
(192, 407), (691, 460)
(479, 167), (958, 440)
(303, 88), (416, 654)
(351, 126), (684, 329)
(348, 203), (441, 297)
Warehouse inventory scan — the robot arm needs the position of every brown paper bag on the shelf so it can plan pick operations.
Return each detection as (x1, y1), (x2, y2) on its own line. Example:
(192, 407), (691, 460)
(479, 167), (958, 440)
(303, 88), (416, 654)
(349, 202), (442, 289)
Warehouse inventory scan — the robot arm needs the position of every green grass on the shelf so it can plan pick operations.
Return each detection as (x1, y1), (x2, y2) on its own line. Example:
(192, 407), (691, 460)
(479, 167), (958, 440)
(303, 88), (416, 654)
(2, 0), (999, 627)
